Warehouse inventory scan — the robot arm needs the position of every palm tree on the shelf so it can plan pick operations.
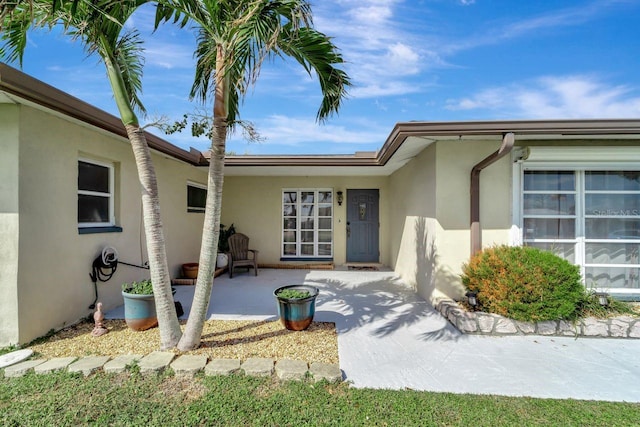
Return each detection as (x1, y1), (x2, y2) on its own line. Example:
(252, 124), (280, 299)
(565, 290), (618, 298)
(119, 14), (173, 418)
(1, 0), (183, 349)
(156, 0), (351, 350)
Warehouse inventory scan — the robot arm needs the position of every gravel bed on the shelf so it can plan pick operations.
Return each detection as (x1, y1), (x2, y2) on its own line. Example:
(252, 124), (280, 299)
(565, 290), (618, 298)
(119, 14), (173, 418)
(28, 319), (339, 364)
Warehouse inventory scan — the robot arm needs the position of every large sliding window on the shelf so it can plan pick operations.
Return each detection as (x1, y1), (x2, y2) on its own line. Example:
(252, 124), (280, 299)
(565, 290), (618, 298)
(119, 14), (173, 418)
(522, 169), (640, 293)
(282, 189), (333, 258)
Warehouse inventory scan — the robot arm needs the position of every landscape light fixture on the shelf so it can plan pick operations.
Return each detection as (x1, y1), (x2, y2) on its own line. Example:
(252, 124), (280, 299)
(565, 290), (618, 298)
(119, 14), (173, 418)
(465, 290), (478, 309)
(336, 191), (343, 206)
(595, 291), (609, 307)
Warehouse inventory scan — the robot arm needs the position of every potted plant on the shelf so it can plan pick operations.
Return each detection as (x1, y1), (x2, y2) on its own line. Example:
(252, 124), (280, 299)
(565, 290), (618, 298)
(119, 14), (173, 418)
(274, 285), (319, 331)
(122, 279), (157, 331)
(216, 223), (236, 268)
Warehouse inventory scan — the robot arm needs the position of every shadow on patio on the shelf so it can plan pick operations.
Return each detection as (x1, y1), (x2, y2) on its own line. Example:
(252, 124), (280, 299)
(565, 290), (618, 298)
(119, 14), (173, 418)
(106, 268), (463, 343)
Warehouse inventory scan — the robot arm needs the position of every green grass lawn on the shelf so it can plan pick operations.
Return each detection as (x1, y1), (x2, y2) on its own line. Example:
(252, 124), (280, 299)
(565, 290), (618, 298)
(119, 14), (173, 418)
(1, 371), (639, 426)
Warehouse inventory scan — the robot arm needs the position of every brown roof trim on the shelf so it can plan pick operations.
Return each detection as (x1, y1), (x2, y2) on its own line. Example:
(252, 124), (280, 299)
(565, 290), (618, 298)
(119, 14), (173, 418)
(225, 118), (640, 168)
(377, 119), (640, 165)
(0, 63), (207, 166)
(224, 154), (379, 167)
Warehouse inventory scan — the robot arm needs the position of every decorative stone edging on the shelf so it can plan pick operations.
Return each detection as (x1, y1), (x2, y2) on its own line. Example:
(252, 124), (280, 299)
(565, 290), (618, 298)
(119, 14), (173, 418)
(434, 298), (640, 338)
(0, 352), (343, 382)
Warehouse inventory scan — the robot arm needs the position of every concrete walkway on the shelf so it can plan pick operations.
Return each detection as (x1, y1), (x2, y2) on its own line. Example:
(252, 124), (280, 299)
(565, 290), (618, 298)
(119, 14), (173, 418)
(107, 268), (640, 402)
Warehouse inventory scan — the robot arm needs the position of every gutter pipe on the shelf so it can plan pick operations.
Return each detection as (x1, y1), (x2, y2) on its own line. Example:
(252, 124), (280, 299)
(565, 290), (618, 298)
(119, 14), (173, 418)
(470, 132), (515, 256)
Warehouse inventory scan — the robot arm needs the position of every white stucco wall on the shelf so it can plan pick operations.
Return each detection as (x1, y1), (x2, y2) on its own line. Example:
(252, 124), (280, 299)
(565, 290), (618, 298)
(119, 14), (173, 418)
(6, 105), (207, 345)
(220, 176), (389, 266)
(388, 143), (439, 300)
(389, 140), (512, 303)
(0, 105), (20, 345)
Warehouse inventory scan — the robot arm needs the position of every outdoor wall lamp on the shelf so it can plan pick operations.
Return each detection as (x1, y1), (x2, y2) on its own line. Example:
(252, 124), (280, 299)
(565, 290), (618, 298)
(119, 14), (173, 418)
(465, 290), (478, 309)
(336, 191), (343, 206)
(595, 291), (609, 307)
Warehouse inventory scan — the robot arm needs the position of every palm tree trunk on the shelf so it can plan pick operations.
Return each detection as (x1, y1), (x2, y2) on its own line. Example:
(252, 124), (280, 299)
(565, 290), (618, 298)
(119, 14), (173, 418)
(178, 45), (228, 351)
(126, 125), (183, 349)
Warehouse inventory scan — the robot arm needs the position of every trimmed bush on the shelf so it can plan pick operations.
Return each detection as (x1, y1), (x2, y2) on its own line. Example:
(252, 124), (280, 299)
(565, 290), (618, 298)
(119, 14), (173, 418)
(461, 245), (585, 322)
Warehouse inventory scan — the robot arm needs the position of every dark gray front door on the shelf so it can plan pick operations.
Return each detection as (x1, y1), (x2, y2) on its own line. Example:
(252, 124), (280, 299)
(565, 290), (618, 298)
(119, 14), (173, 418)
(346, 189), (379, 262)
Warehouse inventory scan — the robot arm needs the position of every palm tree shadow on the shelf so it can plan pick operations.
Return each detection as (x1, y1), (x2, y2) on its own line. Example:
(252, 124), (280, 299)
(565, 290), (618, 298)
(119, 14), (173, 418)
(308, 274), (463, 342)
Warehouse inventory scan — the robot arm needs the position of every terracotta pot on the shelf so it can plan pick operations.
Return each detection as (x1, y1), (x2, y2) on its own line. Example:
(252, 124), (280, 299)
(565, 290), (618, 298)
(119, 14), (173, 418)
(182, 262), (199, 279)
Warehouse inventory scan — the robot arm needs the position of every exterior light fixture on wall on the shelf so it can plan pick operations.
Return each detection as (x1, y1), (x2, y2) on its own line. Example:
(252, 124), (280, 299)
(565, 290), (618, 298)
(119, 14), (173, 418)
(595, 291), (609, 307)
(336, 191), (343, 206)
(465, 290), (478, 309)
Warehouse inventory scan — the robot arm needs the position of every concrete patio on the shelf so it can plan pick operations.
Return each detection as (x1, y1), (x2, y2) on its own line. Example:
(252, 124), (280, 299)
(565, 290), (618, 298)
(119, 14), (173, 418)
(106, 268), (640, 402)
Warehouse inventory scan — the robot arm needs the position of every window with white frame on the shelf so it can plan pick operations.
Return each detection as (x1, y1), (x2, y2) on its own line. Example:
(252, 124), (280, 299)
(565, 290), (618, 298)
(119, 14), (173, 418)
(78, 159), (115, 227)
(282, 189), (333, 258)
(522, 169), (640, 293)
(187, 182), (207, 213)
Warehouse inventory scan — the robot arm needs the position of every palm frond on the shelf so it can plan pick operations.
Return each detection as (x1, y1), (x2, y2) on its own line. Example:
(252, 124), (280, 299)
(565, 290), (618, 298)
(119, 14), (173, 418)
(277, 26), (351, 121)
(114, 29), (146, 115)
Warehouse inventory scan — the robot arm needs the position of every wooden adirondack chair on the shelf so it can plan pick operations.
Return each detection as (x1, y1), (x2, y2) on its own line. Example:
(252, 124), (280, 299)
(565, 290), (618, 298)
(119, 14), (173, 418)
(227, 233), (259, 278)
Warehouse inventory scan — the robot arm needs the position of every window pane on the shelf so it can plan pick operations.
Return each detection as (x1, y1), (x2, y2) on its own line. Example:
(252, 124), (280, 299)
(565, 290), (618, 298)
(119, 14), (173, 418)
(283, 218), (296, 229)
(318, 205), (332, 216)
(283, 192), (297, 203)
(319, 231), (332, 243)
(523, 194), (575, 215)
(283, 244), (297, 256)
(283, 205), (297, 216)
(585, 218), (640, 240)
(301, 231), (314, 242)
(585, 266), (639, 289)
(318, 218), (332, 229)
(78, 161), (109, 193)
(525, 242), (576, 263)
(524, 171), (575, 191)
(585, 194), (640, 217)
(283, 231), (296, 243)
(187, 185), (206, 210)
(301, 192), (314, 203)
(301, 204), (314, 216)
(301, 218), (314, 229)
(319, 192), (332, 203)
(78, 195), (109, 223)
(301, 244), (314, 255)
(586, 171), (640, 191)
(318, 244), (332, 256)
(586, 243), (640, 265)
(523, 218), (575, 239)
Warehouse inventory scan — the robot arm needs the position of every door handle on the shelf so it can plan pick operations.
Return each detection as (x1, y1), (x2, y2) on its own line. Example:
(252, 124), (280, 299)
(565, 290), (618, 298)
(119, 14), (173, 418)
(346, 221), (351, 238)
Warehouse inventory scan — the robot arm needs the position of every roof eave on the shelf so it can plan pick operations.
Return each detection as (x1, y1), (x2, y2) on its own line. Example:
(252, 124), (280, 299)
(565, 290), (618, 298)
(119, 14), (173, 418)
(0, 63), (207, 166)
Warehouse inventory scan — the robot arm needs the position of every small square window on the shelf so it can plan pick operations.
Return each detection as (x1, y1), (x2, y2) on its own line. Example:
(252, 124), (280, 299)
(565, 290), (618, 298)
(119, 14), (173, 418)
(187, 183), (207, 213)
(78, 159), (114, 227)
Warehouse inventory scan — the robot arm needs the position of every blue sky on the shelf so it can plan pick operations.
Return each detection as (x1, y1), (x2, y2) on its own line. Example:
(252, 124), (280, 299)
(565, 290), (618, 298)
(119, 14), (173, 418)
(8, 0), (640, 154)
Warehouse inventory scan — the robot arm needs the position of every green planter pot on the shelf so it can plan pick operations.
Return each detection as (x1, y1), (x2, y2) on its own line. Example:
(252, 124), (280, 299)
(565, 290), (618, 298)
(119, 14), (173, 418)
(274, 285), (319, 331)
(122, 291), (157, 331)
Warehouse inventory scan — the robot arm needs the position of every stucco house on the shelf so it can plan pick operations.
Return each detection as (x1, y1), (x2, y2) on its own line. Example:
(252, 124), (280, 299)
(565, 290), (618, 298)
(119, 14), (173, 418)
(2, 62), (640, 347)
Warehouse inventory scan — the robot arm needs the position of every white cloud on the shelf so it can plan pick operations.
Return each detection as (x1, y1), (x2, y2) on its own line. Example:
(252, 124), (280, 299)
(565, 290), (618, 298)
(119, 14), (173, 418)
(444, 1), (628, 54)
(232, 115), (386, 147)
(313, 1), (432, 99)
(144, 41), (195, 70)
(446, 75), (640, 118)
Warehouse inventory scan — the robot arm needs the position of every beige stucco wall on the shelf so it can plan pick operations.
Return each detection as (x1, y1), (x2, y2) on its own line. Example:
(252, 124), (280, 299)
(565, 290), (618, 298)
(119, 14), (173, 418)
(7, 105), (207, 345)
(388, 144), (439, 299)
(220, 176), (389, 266)
(0, 105), (20, 345)
(389, 140), (512, 303)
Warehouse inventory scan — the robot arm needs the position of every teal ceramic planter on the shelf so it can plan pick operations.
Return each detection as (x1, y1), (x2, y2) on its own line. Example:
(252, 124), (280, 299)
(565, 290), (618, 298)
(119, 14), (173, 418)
(122, 291), (157, 331)
(274, 285), (319, 331)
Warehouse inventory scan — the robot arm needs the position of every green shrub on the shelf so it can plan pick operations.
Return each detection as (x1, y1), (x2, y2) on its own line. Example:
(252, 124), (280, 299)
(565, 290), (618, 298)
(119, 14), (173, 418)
(122, 279), (153, 295)
(461, 245), (585, 322)
(276, 289), (311, 299)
